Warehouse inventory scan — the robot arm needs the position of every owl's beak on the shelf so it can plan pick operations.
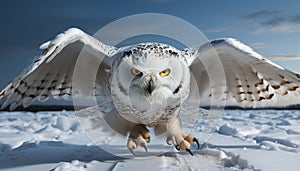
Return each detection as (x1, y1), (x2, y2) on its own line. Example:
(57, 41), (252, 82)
(147, 78), (154, 95)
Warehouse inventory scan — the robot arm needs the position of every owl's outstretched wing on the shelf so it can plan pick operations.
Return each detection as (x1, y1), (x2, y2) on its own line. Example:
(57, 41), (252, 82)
(0, 28), (118, 110)
(185, 38), (300, 107)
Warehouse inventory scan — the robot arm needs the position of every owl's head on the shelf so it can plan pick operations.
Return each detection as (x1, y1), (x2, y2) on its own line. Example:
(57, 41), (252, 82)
(110, 43), (191, 109)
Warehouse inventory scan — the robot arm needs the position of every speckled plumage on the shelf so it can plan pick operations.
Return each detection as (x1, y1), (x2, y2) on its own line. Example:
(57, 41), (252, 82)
(1, 28), (300, 155)
(108, 42), (190, 125)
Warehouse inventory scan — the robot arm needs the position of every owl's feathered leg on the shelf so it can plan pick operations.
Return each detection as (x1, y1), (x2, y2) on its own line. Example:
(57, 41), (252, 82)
(127, 124), (151, 156)
(165, 117), (199, 156)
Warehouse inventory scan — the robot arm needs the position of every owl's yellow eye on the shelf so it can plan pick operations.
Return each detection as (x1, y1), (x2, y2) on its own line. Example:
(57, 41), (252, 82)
(131, 68), (142, 76)
(159, 68), (171, 77)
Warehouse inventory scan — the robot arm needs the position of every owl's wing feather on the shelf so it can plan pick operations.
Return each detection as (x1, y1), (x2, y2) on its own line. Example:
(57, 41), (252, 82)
(0, 28), (118, 110)
(185, 38), (300, 107)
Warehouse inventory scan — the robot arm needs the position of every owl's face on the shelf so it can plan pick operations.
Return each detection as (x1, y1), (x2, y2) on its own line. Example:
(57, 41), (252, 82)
(110, 43), (191, 111)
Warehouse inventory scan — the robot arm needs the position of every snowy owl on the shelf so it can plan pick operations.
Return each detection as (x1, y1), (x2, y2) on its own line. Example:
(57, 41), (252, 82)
(1, 28), (300, 155)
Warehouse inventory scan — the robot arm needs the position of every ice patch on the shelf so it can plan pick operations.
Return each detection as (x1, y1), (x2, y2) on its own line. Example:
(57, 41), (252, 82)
(217, 124), (237, 136)
(254, 136), (299, 148)
(286, 129), (300, 134)
(52, 115), (80, 132)
(221, 152), (252, 170)
(260, 141), (299, 153)
(0, 109), (300, 170)
(51, 160), (89, 171)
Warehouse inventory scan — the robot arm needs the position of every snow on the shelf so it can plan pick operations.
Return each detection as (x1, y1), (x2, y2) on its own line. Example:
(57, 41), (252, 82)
(0, 109), (299, 170)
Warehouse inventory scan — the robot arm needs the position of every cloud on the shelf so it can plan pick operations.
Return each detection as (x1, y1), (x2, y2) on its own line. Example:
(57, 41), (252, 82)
(267, 55), (300, 61)
(204, 27), (229, 33)
(250, 42), (270, 49)
(243, 10), (282, 20)
(261, 15), (300, 32)
(243, 10), (300, 33)
(251, 28), (265, 34)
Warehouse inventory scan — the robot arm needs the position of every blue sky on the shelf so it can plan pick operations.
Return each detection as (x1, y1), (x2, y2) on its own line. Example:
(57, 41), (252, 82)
(0, 0), (300, 89)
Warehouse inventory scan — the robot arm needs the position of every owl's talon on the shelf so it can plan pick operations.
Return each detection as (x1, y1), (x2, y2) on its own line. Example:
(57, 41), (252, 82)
(173, 134), (199, 155)
(128, 142), (148, 156)
(186, 149), (193, 156)
(127, 138), (148, 155)
(127, 124), (150, 155)
(141, 142), (148, 152)
(183, 135), (200, 150)
(174, 141), (194, 156)
(174, 139), (190, 151)
(127, 139), (138, 156)
(166, 136), (172, 145)
(129, 148), (137, 156)
(193, 137), (200, 149)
